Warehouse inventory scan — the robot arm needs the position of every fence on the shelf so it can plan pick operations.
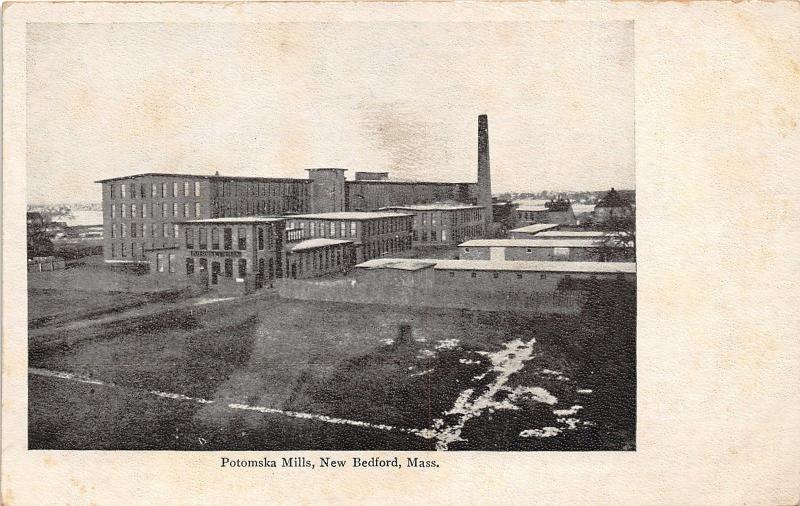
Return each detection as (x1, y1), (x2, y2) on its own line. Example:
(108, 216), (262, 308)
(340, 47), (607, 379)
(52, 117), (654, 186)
(276, 278), (586, 314)
(27, 257), (66, 273)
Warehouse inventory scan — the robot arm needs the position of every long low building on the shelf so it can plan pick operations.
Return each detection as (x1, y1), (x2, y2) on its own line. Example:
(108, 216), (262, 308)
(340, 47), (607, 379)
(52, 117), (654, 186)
(380, 203), (486, 245)
(458, 238), (633, 262)
(508, 223), (560, 239)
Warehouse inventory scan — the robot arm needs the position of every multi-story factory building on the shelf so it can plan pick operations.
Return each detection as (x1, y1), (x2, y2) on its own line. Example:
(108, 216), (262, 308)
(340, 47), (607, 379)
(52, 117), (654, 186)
(96, 115), (496, 268)
(286, 211), (413, 263)
(96, 173), (311, 263)
(380, 204), (485, 245)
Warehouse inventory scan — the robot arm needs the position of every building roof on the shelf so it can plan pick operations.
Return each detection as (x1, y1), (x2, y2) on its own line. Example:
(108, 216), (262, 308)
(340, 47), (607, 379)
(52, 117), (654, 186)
(184, 216), (287, 224)
(289, 238), (353, 252)
(516, 205), (549, 212)
(534, 231), (612, 238)
(380, 203), (483, 211)
(433, 260), (636, 274)
(94, 172), (312, 184)
(459, 239), (608, 248)
(288, 211), (412, 220)
(346, 180), (474, 186)
(355, 258), (438, 271)
(509, 224), (560, 234)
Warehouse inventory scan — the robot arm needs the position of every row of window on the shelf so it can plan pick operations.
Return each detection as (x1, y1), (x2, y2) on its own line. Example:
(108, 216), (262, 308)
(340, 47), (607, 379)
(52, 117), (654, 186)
(110, 223), (179, 239)
(109, 181), (201, 200)
(216, 181), (308, 198)
(286, 219), (411, 240)
(183, 226), (277, 252)
(213, 198), (305, 217)
(184, 257), (247, 278)
(363, 236), (412, 260)
(413, 229), (449, 242)
(109, 242), (149, 258)
(446, 271), (551, 280)
(109, 202), (202, 220)
(285, 245), (350, 278)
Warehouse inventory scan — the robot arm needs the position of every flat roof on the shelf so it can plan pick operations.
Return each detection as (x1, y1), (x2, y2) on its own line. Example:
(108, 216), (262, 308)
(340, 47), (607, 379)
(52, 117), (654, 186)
(434, 260), (636, 274)
(534, 231), (612, 238)
(380, 204), (483, 211)
(509, 224), (560, 234)
(355, 258), (438, 271)
(289, 211), (412, 220)
(516, 205), (549, 212)
(184, 216), (287, 224)
(94, 173), (312, 184)
(346, 180), (474, 186)
(289, 238), (353, 252)
(459, 239), (606, 248)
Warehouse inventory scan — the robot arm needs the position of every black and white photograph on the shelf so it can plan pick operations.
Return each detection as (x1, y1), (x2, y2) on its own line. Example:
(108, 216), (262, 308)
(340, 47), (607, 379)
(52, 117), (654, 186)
(24, 20), (636, 451)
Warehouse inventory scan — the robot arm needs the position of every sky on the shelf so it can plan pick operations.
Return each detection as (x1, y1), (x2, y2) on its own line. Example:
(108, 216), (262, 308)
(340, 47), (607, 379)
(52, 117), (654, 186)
(26, 21), (634, 204)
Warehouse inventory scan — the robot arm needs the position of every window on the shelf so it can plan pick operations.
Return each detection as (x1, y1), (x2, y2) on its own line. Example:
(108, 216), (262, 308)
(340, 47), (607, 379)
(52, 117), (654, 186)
(173, 202), (178, 217)
(212, 228), (220, 249)
(157, 253), (165, 272)
(168, 253), (176, 273)
(162, 203), (168, 218)
(199, 228), (207, 249)
(258, 228), (264, 250)
(350, 222), (356, 237)
(464, 247), (470, 252)
(150, 224), (156, 237)
(194, 181), (200, 197)
(151, 184), (157, 197)
(540, 274), (547, 280)
(121, 205), (127, 219)
(131, 223), (138, 238)
(173, 224), (179, 239)
(471, 272), (477, 278)
(131, 203), (137, 217)
(130, 183), (136, 198)
(238, 227), (247, 250)
(162, 223), (169, 238)
(111, 204), (116, 218)
(142, 204), (148, 218)
(161, 183), (167, 198)
(121, 223), (127, 238)
(442, 230), (448, 242)
(517, 273), (523, 279)
(183, 182), (189, 197)
(449, 272), (454, 278)
(223, 228), (232, 250)
(185, 228), (194, 249)
(140, 184), (146, 198)
(195, 202), (201, 218)
(310, 222), (316, 237)
(238, 258), (247, 278)
(199, 258), (207, 273)
(186, 258), (195, 275)
(330, 222), (336, 237)
(121, 184), (126, 198)
(110, 185), (115, 199)
(224, 258), (233, 277)
(110, 225), (116, 238)
(526, 248), (532, 253)
(492, 272), (499, 279)
(111, 243), (116, 257)
(340, 222), (345, 237)
(172, 182), (178, 197)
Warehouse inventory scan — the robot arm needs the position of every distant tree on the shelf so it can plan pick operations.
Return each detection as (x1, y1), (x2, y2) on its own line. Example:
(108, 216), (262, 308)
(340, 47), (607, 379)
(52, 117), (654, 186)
(27, 212), (55, 259)
(595, 210), (636, 261)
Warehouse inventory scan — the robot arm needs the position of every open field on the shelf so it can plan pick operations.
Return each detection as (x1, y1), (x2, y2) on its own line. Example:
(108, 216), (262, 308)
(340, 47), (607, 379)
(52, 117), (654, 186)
(29, 285), (635, 451)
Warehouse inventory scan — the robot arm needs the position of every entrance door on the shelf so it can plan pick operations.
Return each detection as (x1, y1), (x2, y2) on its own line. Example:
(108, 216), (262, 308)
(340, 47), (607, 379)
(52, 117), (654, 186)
(211, 261), (220, 285)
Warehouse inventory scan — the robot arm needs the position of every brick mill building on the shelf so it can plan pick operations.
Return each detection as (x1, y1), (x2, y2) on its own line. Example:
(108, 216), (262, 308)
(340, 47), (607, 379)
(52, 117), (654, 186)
(379, 204), (486, 245)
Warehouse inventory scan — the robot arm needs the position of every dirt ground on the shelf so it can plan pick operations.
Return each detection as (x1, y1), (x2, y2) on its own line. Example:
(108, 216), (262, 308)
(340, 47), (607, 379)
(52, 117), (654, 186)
(28, 287), (636, 451)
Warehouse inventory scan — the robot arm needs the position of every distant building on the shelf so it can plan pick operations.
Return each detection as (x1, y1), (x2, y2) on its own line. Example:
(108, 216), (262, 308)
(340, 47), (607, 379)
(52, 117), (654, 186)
(508, 223), (560, 239)
(593, 188), (633, 223)
(458, 238), (633, 262)
(379, 204), (485, 246)
(515, 198), (577, 226)
(286, 211), (414, 263)
(354, 171), (389, 181)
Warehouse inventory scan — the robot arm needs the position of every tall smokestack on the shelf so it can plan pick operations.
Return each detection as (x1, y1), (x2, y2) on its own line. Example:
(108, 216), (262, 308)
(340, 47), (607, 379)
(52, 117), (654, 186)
(477, 114), (493, 231)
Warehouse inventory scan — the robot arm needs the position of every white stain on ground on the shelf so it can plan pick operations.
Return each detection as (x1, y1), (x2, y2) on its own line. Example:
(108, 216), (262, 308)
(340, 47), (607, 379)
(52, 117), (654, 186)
(434, 339), (460, 350)
(193, 297), (235, 306)
(409, 369), (434, 378)
(576, 388), (593, 394)
(459, 358), (481, 365)
(541, 369), (571, 381)
(416, 349), (436, 359)
(424, 338), (554, 450)
(553, 405), (583, 416)
(520, 427), (562, 438)
(379, 338), (395, 346)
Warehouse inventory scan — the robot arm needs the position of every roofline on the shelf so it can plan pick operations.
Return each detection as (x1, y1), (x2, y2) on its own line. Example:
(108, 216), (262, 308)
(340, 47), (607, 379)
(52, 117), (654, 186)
(94, 173), (313, 184)
(346, 180), (475, 186)
(287, 213), (413, 221)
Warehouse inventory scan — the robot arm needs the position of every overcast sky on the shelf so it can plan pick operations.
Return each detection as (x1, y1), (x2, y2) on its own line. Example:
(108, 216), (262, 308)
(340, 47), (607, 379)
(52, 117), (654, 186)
(26, 21), (634, 204)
